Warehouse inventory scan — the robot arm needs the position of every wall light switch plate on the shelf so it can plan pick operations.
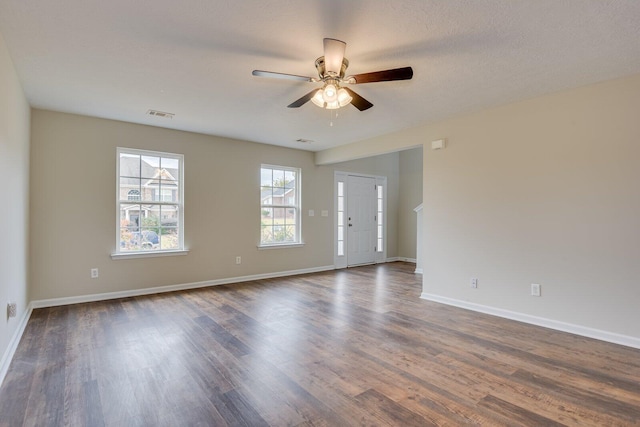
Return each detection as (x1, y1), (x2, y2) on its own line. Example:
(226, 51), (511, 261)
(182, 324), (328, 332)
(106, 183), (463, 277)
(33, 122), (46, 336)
(321, 210), (328, 217)
(308, 210), (315, 217)
(7, 302), (17, 318)
(531, 283), (541, 297)
(431, 139), (446, 150)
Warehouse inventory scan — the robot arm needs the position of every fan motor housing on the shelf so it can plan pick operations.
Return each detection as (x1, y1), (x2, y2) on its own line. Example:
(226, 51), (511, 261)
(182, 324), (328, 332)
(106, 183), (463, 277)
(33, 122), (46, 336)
(315, 56), (349, 80)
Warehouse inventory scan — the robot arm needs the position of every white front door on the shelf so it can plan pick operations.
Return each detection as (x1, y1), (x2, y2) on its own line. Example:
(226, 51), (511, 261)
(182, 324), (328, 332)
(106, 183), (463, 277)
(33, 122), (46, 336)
(347, 175), (376, 266)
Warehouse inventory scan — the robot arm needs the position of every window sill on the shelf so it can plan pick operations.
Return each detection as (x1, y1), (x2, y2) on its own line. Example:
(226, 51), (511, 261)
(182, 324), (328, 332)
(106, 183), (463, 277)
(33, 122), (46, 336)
(111, 249), (189, 260)
(257, 243), (305, 250)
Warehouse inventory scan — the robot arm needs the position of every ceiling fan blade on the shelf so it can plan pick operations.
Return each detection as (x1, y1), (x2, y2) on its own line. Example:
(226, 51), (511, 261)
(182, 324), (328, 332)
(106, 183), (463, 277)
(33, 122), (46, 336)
(252, 70), (314, 82)
(287, 89), (320, 108)
(343, 88), (373, 111)
(349, 66), (413, 84)
(323, 38), (346, 76)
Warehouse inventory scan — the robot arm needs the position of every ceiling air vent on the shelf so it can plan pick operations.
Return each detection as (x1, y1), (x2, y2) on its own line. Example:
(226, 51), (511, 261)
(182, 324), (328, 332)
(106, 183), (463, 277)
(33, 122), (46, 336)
(146, 109), (174, 119)
(296, 138), (314, 144)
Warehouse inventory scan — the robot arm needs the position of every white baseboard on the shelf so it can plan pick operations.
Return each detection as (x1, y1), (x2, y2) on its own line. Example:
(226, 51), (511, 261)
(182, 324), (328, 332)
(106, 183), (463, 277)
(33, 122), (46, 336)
(0, 302), (33, 387)
(386, 257), (416, 263)
(31, 265), (335, 309)
(420, 292), (640, 350)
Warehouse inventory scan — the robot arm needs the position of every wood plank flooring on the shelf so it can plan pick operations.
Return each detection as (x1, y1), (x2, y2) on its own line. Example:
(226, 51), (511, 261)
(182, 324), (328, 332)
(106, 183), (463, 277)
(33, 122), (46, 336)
(1, 262), (639, 426)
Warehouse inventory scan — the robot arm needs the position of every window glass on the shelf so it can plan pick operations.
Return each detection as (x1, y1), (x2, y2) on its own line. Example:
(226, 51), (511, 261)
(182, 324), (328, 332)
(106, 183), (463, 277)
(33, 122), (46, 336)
(260, 165), (301, 245)
(117, 148), (184, 253)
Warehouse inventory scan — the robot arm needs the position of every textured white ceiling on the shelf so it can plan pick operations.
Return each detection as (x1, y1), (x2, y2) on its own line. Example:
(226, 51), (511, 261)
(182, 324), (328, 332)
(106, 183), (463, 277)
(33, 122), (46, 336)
(1, 1), (640, 151)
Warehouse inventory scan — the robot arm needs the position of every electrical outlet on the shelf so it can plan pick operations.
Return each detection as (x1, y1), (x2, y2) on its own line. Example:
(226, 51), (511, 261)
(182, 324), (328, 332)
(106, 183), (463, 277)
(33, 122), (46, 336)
(531, 283), (541, 297)
(235, 256), (241, 265)
(7, 302), (17, 318)
(91, 268), (99, 279)
(470, 278), (478, 288)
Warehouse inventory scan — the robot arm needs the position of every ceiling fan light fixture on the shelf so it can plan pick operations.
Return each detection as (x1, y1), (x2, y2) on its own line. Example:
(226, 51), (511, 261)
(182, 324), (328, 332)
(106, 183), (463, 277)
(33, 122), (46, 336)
(325, 100), (340, 110)
(322, 83), (338, 103)
(337, 88), (352, 107)
(311, 84), (351, 110)
(311, 90), (325, 108)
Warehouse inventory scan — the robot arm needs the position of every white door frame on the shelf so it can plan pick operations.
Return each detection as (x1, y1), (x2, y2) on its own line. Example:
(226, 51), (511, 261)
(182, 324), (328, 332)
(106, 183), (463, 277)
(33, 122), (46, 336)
(334, 171), (387, 268)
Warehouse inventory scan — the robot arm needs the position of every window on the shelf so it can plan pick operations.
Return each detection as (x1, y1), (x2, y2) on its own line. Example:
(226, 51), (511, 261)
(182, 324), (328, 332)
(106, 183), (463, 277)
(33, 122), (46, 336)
(117, 148), (184, 253)
(159, 188), (173, 202)
(260, 165), (301, 246)
(127, 189), (141, 201)
(376, 184), (384, 252)
(337, 181), (345, 256)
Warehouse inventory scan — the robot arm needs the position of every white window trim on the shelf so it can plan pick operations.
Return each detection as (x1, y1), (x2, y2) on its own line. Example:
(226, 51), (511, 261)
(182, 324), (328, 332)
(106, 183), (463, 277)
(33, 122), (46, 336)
(257, 243), (305, 250)
(114, 147), (185, 257)
(259, 164), (302, 248)
(111, 249), (189, 260)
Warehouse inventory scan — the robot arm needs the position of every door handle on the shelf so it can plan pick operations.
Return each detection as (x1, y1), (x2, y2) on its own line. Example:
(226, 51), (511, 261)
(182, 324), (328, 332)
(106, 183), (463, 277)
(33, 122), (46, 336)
(348, 224), (353, 227)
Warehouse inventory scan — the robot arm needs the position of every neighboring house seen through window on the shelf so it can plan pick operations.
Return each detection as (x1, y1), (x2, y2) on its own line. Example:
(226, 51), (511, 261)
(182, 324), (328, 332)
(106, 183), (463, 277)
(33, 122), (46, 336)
(117, 148), (184, 253)
(260, 165), (301, 246)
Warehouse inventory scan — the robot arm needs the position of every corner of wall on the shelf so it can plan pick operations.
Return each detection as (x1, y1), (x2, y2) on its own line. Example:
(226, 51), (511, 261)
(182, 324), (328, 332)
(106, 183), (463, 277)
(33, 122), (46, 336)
(0, 31), (32, 386)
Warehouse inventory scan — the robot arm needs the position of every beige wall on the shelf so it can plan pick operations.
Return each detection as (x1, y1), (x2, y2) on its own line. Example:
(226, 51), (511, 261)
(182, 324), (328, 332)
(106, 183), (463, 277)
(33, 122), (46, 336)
(29, 110), (406, 301)
(317, 73), (640, 340)
(0, 34), (30, 367)
(398, 147), (423, 259)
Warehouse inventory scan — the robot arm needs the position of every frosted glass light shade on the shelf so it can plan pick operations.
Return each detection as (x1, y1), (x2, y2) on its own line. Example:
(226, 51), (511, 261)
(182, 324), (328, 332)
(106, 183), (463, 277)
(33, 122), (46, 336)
(337, 88), (352, 107)
(322, 83), (338, 103)
(325, 101), (340, 110)
(311, 90), (325, 108)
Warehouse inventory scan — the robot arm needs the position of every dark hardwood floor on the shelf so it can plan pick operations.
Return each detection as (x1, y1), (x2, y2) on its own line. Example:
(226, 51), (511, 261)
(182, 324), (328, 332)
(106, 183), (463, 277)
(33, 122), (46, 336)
(1, 262), (639, 426)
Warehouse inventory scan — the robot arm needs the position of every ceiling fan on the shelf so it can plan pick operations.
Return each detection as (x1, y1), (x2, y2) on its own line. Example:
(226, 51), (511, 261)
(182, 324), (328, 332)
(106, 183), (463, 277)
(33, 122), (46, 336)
(252, 38), (413, 111)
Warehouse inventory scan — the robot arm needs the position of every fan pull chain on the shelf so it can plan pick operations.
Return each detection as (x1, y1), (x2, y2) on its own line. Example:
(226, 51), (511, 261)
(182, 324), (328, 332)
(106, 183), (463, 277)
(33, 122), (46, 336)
(329, 109), (339, 127)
